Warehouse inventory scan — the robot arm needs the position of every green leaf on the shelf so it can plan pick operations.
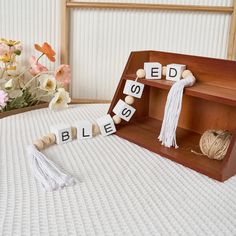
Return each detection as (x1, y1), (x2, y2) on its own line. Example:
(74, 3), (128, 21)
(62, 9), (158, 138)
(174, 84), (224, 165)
(14, 50), (21, 56)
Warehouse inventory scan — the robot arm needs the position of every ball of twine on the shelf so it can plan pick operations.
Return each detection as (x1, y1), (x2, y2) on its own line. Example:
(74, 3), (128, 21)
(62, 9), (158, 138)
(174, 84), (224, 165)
(199, 130), (232, 160)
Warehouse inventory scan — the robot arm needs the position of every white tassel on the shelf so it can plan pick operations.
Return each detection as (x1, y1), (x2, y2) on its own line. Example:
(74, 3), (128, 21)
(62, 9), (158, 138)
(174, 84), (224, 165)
(158, 75), (196, 148)
(27, 145), (76, 191)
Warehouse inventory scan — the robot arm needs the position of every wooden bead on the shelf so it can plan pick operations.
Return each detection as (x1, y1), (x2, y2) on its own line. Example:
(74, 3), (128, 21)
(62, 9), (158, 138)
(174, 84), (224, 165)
(125, 95), (134, 105)
(112, 115), (122, 124)
(182, 70), (193, 79)
(136, 69), (146, 78)
(41, 136), (51, 145)
(71, 127), (77, 139)
(47, 133), (56, 144)
(92, 123), (100, 136)
(162, 66), (167, 76)
(33, 139), (44, 150)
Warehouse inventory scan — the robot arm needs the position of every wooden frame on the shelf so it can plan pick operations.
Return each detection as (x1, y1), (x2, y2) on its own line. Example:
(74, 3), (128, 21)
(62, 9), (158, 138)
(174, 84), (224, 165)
(61, 0), (236, 68)
(61, 0), (236, 105)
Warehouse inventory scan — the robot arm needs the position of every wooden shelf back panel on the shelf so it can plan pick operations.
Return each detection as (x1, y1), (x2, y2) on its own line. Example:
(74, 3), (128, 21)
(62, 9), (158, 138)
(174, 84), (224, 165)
(149, 88), (236, 134)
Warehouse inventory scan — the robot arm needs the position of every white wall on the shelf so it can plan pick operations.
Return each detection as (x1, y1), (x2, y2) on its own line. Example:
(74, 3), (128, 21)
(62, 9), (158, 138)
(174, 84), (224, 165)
(0, 0), (61, 70)
(0, 0), (234, 100)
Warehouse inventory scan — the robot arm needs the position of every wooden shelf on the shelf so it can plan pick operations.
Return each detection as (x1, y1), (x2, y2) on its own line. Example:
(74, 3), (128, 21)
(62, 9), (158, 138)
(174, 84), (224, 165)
(116, 117), (223, 180)
(109, 51), (236, 182)
(124, 74), (236, 106)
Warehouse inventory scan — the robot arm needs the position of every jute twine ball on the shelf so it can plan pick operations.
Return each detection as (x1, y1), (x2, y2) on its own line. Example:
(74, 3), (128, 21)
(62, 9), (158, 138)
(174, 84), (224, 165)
(199, 130), (232, 160)
(136, 69), (146, 78)
(162, 66), (167, 76)
(113, 115), (122, 124)
(125, 95), (134, 105)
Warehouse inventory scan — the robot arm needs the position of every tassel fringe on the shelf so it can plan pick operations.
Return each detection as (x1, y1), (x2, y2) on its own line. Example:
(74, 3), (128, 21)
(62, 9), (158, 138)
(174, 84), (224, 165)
(158, 75), (196, 148)
(27, 145), (76, 191)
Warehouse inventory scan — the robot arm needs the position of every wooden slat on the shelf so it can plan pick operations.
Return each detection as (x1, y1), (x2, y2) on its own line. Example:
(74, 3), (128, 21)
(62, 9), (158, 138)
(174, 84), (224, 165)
(0, 99), (110, 119)
(61, 0), (70, 90)
(227, 0), (236, 60)
(66, 2), (233, 13)
(71, 98), (111, 104)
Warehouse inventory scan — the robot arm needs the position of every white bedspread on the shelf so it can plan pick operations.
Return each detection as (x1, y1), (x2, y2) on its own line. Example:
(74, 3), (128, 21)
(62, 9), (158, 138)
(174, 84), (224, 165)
(0, 104), (236, 236)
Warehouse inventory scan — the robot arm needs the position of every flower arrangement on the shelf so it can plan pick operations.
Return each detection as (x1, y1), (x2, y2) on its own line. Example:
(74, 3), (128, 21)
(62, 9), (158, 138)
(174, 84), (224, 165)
(0, 39), (71, 112)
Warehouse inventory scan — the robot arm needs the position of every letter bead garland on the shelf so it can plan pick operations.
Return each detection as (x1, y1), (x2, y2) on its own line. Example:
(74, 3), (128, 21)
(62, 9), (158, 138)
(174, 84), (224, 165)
(27, 67), (196, 191)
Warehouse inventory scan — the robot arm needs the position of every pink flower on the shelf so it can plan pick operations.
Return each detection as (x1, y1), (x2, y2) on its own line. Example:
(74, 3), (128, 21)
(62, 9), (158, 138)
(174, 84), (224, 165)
(55, 64), (71, 85)
(0, 90), (9, 108)
(29, 56), (48, 76)
(0, 43), (9, 56)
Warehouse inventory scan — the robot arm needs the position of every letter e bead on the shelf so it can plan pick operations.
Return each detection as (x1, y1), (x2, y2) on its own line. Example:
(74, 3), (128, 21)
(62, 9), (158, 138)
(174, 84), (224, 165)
(96, 115), (116, 136)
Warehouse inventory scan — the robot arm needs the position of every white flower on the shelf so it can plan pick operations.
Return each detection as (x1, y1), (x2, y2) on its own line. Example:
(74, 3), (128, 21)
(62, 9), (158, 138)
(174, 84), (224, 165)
(6, 62), (25, 77)
(49, 88), (71, 111)
(4, 79), (14, 90)
(39, 74), (56, 92)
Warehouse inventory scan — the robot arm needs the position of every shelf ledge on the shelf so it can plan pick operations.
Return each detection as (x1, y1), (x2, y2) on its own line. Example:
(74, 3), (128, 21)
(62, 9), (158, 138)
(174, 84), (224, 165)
(124, 75), (236, 107)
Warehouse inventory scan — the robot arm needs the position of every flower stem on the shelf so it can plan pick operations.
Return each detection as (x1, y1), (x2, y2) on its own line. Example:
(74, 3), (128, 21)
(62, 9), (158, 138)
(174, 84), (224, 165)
(36, 53), (44, 63)
(0, 63), (8, 79)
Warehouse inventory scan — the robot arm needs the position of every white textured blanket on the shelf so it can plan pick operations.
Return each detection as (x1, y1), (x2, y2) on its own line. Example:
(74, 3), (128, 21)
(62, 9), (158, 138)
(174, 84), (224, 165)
(0, 104), (236, 236)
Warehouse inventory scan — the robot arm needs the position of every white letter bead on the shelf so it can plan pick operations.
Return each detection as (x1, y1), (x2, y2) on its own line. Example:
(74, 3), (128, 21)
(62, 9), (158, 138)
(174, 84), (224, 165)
(50, 124), (72, 144)
(113, 99), (136, 122)
(96, 115), (116, 136)
(166, 64), (186, 82)
(144, 62), (162, 79)
(75, 120), (92, 139)
(123, 80), (144, 98)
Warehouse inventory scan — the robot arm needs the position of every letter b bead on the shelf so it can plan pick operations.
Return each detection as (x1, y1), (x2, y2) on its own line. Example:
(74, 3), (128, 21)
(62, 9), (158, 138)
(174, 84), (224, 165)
(50, 124), (72, 144)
